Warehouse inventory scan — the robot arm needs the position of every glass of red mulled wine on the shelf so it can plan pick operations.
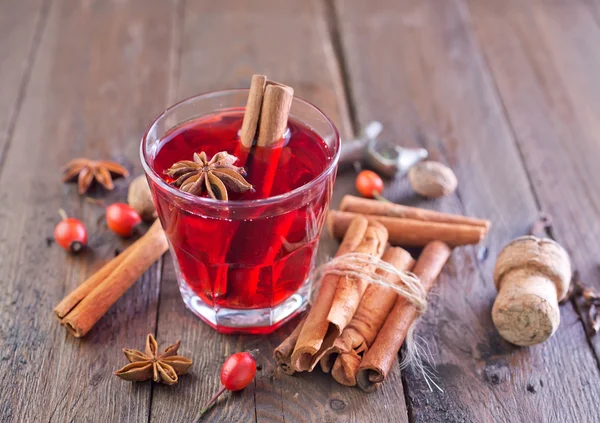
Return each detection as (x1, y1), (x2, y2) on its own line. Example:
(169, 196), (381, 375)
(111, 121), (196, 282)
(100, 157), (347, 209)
(141, 89), (339, 334)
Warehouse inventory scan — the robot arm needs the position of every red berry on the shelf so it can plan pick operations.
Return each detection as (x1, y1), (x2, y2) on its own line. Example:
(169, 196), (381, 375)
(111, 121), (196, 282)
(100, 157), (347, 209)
(220, 352), (257, 391)
(356, 170), (384, 198)
(106, 203), (142, 237)
(54, 212), (87, 253)
(195, 352), (257, 420)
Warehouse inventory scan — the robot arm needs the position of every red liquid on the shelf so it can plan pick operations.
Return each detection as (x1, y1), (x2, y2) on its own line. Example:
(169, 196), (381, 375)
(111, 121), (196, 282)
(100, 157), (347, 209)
(149, 109), (334, 329)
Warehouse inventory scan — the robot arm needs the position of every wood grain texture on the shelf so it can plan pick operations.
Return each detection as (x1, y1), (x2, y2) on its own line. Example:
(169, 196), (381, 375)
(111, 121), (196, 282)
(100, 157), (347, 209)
(149, 1), (408, 422)
(469, 0), (600, 365)
(1, 0), (599, 422)
(0, 0), (47, 167)
(335, 0), (600, 421)
(0, 0), (175, 421)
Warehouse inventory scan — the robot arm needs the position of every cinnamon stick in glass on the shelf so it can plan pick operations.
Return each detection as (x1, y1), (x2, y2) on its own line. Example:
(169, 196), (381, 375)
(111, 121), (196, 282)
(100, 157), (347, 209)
(357, 241), (451, 392)
(55, 219), (168, 337)
(229, 78), (295, 300)
(340, 195), (491, 231)
(319, 246), (415, 386)
(274, 318), (306, 375)
(251, 83), (294, 197)
(328, 210), (485, 247)
(290, 217), (388, 372)
(236, 74), (294, 186)
(237, 74), (267, 164)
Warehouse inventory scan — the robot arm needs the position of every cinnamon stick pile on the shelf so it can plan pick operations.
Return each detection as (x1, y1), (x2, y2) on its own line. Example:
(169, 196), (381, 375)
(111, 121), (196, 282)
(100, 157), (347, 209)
(274, 197), (489, 390)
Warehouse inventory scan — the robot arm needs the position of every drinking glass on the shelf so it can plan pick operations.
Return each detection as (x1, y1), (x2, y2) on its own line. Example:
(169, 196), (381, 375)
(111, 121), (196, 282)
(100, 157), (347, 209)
(141, 90), (339, 334)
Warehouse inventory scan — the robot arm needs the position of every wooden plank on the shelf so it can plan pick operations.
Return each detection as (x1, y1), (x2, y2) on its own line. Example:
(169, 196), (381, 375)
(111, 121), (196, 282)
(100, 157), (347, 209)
(335, 0), (600, 421)
(468, 0), (600, 363)
(149, 1), (409, 422)
(584, 0), (600, 29)
(0, 0), (47, 166)
(0, 0), (176, 421)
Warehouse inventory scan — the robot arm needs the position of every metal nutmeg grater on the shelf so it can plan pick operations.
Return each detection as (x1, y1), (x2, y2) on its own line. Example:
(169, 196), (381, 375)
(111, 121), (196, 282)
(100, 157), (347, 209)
(338, 121), (428, 178)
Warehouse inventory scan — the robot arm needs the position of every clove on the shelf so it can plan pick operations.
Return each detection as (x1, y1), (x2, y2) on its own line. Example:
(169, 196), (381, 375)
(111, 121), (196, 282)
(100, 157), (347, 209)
(568, 271), (600, 335)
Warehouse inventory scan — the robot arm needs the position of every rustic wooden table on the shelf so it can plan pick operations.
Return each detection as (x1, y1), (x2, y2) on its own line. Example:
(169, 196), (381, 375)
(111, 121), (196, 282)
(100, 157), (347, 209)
(2, 0), (600, 422)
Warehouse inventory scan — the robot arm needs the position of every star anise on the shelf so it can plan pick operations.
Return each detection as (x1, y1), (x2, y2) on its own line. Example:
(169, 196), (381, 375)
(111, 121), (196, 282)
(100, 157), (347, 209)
(114, 334), (193, 385)
(165, 151), (252, 200)
(62, 158), (129, 194)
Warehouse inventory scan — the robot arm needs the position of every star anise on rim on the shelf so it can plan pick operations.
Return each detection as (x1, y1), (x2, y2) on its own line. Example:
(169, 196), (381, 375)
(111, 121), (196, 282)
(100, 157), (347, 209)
(114, 334), (193, 385)
(165, 151), (252, 200)
(62, 158), (129, 194)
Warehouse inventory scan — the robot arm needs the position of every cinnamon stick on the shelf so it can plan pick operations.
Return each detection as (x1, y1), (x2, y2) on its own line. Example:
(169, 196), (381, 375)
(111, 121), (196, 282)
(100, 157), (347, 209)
(327, 222), (388, 332)
(251, 83), (294, 198)
(357, 241), (451, 392)
(291, 218), (388, 372)
(54, 243), (136, 319)
(328, 210), (485, 247)
(340, 195), (491, 231)
(251, 82), (295, 282)
(290, 216), (369, 372)
(238, 75), (293, 155)
(56, 220), (168, 337)
(227, 75), (294, 298)
(274, 318), (306, 375)
(257, 84), (294, 148)
(239, 74), (267, 154)
(321, 247), (415, 386)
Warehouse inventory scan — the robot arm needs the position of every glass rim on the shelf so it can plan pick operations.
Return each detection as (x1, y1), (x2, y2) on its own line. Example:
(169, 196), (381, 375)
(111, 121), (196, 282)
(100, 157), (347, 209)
(140, 89), (340, 210)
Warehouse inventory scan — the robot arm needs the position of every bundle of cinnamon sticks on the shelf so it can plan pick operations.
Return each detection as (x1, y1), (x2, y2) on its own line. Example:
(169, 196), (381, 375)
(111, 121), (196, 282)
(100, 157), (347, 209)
(275, 198), (489, 391)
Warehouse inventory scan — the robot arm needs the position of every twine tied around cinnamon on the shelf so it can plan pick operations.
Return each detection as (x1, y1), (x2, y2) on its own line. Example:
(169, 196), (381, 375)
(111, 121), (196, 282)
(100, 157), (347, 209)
(310, 252), (443, 392)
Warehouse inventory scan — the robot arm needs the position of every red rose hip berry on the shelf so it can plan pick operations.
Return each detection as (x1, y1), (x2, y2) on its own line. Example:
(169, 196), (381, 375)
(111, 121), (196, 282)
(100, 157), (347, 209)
(54, 209), (87, 253)
(106, 203), (142, 237)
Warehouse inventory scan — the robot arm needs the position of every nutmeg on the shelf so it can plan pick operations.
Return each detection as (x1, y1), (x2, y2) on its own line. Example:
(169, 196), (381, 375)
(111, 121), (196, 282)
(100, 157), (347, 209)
(492, 236), (571, 346)
(127, 175), (157, 221)
(408, 161), (457, 198)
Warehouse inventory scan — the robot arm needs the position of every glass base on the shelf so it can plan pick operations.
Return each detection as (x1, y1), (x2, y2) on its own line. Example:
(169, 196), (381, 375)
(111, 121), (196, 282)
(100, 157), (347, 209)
(175, 268), (311, 335)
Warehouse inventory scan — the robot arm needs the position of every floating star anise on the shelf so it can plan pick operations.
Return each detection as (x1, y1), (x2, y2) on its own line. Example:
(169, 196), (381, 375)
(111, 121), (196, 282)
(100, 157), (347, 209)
(165, 151), (252, 200)
(62, 158), (129, 194)
(114, 334), (193, 385)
